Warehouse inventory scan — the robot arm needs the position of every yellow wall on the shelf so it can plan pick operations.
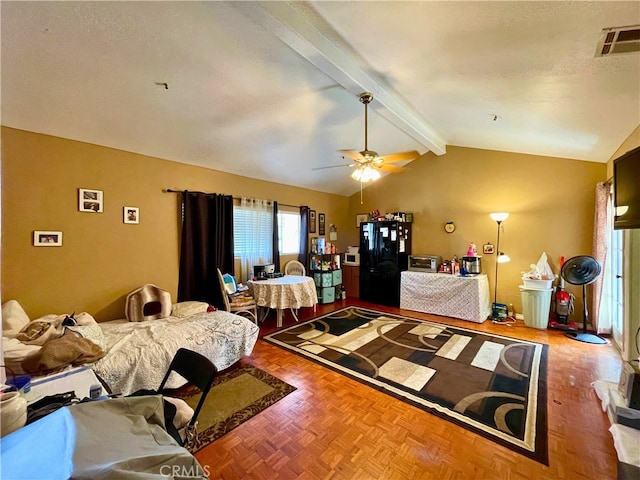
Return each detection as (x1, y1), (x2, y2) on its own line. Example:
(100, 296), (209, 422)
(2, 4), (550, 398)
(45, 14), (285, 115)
(1, 127), (349, 321)
(345, 146), (607, 315)
(0, 127), (613, 321)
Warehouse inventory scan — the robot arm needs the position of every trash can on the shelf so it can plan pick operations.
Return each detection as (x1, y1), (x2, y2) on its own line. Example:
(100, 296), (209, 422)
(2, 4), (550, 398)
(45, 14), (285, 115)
(519, 286), (552, 329)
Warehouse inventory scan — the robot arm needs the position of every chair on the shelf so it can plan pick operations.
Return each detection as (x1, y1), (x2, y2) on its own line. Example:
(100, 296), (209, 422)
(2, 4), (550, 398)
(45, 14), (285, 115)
(217, 269), (258, 324)
(159, 348), (217, 447)
(283, 260), (306, 317)
(284, 260), (306, 276)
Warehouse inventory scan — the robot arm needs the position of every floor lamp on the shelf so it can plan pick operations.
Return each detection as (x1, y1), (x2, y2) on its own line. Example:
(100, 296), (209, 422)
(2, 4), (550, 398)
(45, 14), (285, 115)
(490, 212), (511, 320)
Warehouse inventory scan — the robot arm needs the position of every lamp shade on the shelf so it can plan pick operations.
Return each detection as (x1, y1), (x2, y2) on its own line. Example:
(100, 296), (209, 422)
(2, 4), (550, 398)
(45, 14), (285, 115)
(490, 212), (509, 222)
(351, 166), (381, 182)
(497, 252), (511, 263)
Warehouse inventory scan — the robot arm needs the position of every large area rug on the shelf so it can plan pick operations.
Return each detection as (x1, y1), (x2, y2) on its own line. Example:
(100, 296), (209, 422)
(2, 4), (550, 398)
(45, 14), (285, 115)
(177, 365), (296, 453)
(264, 306), (549, 464)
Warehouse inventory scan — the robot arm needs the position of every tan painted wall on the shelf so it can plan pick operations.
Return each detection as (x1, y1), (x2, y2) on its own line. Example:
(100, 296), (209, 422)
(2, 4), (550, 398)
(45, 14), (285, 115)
(0, 127), (620, 322)
(345, 146), (607, 316)
(1, 127), (349, 321)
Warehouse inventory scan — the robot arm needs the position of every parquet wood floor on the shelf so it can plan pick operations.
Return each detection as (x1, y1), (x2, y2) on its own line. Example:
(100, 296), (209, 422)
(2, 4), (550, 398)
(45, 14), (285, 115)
(195, 300), (623, 480)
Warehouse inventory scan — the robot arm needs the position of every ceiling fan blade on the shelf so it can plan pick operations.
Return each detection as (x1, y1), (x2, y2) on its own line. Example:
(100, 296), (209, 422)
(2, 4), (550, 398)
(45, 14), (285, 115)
(378, 163), (406, 174)
(379, 150), (419, 163)
(312, 163), (353, 171)
(338, 149), (365, 161)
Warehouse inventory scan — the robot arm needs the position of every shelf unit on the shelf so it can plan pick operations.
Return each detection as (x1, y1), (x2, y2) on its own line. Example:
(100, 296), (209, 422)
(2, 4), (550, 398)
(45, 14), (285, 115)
(309, 253), (342, 304)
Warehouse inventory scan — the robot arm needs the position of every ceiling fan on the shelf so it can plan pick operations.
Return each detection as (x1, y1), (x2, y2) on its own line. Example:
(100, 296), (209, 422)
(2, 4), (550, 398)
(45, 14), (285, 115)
(314, 92), (419, 183)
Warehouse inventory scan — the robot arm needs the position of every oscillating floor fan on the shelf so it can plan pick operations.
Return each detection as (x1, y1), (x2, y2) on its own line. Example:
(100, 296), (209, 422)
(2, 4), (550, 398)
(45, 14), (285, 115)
(561, 255), (607, 344)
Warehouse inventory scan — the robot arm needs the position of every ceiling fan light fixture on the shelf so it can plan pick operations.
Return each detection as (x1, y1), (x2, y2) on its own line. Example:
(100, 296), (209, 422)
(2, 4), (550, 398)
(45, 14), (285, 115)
(351, 166), (380, 183)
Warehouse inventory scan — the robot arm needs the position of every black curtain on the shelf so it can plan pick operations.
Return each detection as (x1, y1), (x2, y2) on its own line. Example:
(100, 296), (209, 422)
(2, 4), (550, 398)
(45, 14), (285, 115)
(272, 201), (281, 272)
(177, 191), (234, 308)
(298, 206), (309, 266)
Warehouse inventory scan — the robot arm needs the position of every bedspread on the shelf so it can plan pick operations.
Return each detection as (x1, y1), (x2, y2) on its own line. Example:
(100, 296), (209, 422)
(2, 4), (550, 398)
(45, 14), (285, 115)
(92, 310), (259, 395)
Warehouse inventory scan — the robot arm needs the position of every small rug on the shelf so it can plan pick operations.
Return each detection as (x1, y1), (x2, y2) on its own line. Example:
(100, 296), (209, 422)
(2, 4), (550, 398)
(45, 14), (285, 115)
(264, 306), (549, 464)
(176, 365), (296, 452)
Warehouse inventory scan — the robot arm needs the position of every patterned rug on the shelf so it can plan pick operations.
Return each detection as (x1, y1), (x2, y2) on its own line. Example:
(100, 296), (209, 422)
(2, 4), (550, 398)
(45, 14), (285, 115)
(264, 306), (549, 464)
(177, 365), (296, 453)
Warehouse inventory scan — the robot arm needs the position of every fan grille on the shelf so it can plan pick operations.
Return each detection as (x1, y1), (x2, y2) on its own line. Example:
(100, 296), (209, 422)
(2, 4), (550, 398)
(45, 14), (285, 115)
(561, 255), (601, 285)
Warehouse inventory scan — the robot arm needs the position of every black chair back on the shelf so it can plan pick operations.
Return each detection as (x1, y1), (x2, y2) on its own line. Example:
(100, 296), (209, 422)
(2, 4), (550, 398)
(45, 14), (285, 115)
(158, 348), (217, 442)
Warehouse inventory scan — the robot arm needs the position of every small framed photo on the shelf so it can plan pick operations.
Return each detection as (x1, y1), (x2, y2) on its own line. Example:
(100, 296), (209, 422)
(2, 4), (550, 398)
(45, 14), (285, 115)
(124, 207), (140, 224)
(356, 213), (368, 228)
(318, 213), (326, 236)
(483, 243), (495, 254)
(34, 231), (62, 246)
(309, 210), (316, 234)
(79, 189), (103, 213)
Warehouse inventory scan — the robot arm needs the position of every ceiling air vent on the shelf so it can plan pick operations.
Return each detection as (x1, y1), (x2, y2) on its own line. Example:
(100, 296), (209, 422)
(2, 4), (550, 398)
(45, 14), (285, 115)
(595, 25), (640, 57)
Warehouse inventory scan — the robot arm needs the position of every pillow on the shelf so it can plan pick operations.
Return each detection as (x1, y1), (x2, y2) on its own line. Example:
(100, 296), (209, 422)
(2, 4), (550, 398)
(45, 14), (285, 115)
(74, 312), (98, 326)
(2, 300), (31, 336)
(66, 324), (107, 352)
(171, 301), (210, 318)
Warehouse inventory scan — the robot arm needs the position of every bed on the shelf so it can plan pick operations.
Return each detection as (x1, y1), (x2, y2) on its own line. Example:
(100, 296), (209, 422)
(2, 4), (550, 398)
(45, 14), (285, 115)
(92, 310), (259, 395)
(2, 299), (259, 396)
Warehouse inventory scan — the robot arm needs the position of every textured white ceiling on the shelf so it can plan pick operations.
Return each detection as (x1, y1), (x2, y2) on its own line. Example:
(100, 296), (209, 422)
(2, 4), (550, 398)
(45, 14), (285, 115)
(2, 1), (639, 196)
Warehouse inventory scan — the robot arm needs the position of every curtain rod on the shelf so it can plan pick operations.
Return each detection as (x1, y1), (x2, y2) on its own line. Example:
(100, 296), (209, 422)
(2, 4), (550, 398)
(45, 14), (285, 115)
(164, 189), (299, 208)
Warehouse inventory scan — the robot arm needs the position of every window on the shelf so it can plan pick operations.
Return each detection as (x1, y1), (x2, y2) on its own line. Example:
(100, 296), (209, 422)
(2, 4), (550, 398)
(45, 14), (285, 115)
(233, 205), (300, 279)
(233, 206), (272, 257)
(278, 211), (300, 255)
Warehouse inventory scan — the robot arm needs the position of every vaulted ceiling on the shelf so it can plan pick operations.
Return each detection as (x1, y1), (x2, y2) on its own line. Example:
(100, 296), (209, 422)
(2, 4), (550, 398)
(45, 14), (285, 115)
(2, 1), (639, 196)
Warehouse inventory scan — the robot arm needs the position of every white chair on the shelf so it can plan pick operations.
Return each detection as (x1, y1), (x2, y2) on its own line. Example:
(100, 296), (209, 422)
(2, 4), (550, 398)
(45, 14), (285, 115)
(217, 269), (258, 324)
(284, 260), (306, 276)
(283, 260), (306, 317)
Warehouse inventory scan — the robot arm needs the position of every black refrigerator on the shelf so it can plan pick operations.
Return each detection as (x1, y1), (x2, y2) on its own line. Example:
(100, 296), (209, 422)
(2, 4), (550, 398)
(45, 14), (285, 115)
(359, 221), (412, 307)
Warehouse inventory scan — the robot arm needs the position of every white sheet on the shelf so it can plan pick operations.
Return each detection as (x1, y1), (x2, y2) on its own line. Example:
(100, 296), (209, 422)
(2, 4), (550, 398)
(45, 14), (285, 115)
(92, 310), (259, 395)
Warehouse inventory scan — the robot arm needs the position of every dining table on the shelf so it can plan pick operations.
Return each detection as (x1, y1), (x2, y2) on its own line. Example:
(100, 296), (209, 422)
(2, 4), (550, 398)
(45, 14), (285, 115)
(247, 275), (318, 327)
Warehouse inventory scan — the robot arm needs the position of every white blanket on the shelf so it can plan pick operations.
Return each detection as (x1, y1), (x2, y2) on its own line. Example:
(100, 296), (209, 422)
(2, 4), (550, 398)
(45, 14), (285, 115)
(92, 310), (259, 395)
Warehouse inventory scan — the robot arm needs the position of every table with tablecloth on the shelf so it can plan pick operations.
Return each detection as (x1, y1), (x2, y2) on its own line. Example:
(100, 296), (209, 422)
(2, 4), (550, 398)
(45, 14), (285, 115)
(248, 275), (318, 327)
(400, 271), (491, 323)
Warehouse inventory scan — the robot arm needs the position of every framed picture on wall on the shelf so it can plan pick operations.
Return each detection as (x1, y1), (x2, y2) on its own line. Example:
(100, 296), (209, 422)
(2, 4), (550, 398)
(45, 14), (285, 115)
(78, 188), (103, 213)
(356, 213), (368, 228)
(123, 207), (140, 224)
(318, 213), (326, 235)
(483, 243), (495, 254)
(309, 210), (316, 233)
(34, 231), (63, 246)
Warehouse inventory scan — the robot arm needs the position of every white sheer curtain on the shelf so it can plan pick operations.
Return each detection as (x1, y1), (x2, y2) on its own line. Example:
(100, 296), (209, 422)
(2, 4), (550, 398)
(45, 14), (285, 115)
(235, 197), (273, 283)
(592, 182), (613, 334)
